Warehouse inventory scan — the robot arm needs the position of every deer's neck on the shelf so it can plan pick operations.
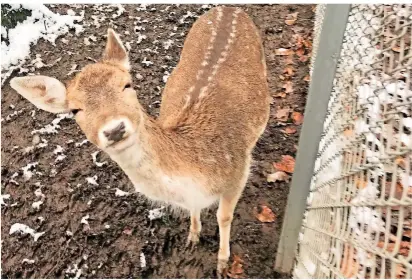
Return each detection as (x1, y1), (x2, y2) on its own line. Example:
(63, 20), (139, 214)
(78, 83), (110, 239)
(107, 112), (193, 180)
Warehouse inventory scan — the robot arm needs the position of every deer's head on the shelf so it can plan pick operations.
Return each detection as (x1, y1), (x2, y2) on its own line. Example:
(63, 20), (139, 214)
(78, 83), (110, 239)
(10, 29), (141, 152)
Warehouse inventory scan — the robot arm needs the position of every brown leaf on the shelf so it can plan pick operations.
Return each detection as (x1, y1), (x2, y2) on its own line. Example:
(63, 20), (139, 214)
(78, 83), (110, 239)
(355, 179), (368, 189)
(284, 55), (295, 65)
(303, 75), (310, 82)
(303, 39), (313, 50)
(294, 34), (304, 48)
(284, 66), (294, 76)
(296, 48), (305, 57)
(292, 112), (304, 125)
(395, 264), (406, 279)
(275, 48), (294, 56)
(299, 55), (309, 62)
(273, 92), (286, 98)
(285, 12), (298, 25)
(344, 129), (354, 137)
(283, 81), (293, 93)
(403, 230), (412, 238)
(275, 107), (291, 122)
(255, 205), (276, 223)
(395, 157), (406, 168)
(341, 244), (359, 278)
(282, 126), (297, 134)
(273, 155), (295, 173)
(392, 46), (401, 52)
(227, 255), (244, 278)
(123, 228), (133, 235)
(267, 171), (290, 183)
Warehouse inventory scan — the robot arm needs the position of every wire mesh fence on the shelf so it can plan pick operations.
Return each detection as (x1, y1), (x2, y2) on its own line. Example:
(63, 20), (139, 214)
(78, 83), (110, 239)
(281, 4), (412, 279)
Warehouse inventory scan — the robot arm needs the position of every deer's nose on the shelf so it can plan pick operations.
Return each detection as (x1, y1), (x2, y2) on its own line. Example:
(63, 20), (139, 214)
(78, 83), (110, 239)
(103, 121), (126, 142)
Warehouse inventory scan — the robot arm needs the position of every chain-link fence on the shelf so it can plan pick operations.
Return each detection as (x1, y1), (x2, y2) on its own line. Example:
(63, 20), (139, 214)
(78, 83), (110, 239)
(276, 4), (412, 279)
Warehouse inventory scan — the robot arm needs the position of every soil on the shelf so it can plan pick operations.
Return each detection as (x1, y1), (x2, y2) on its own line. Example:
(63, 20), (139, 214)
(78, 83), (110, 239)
(1, 4), (314, 279)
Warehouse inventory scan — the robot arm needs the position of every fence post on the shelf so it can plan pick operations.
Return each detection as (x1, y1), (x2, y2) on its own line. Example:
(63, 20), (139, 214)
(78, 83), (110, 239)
(274, 4), (351, 274)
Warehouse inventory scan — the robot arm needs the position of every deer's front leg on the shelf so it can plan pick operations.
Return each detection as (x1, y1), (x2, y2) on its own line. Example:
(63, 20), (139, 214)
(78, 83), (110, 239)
(187, 209), (202, 246)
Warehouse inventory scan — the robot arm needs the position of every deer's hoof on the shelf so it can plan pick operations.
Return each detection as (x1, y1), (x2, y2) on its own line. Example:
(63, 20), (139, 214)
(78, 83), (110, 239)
(217, 259), (228, 279)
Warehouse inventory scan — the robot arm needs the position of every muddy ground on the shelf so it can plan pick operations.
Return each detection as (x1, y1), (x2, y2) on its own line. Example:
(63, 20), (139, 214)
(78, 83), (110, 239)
(1, 4), (314, 279)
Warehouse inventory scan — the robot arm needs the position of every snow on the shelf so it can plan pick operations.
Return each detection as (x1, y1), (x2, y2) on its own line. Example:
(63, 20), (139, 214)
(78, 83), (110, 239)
(80, 214), (90, 225)
(140, 252), (146, 268)
(115, 188), (130, 197)
(148, 207), (165, 220)
(9, 223), (44, 241)
(86, 176), (99, 186)
(1, 4), (84, 83)
(75, 139), (89, 147)
(21, 162), (38, 181)
(31, 113), (73, 135)
(1, 194), (11, 206)
(91, 151), (107, 167)
(22, 259), (35, 264)
(32, 200), (43, 210)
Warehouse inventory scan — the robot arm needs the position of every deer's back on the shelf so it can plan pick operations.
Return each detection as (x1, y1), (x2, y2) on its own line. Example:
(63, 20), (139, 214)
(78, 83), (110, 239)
(159, 7), (270, 153)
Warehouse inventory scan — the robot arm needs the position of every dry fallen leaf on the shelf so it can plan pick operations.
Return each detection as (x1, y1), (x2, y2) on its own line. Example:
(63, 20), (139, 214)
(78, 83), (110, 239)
(275, 107), (291, 122)
(284, 55), (295, 65)
(283, 81), (293, 93)
(282, 126), (297, 134)
(303, 39), (313, 50)
(344, 128), (354, 137)
(392, 46), (401, 52)
(303, 75), (310, 82)
(299, 55), (309, 62)
(227, 254), (244, 278)
(355, 178), (368, 189)
(395, 264), (406, 279)
(267, 171), (290, 183)
(292, 112), (304, 125)
(296, 48), (305, 57)
(123, 228), (133, 235)
(341, 244), (360, 278)
(273, 155), (295, 173)
(395, 157), (406, 168)
(273, 92), (287, 98)
(285, 12), (298, 25)
(284, 66), (294, 76)
(255, 205), (276, 223)
(294, 34), (304, 48)
(275, 48), (294, 56)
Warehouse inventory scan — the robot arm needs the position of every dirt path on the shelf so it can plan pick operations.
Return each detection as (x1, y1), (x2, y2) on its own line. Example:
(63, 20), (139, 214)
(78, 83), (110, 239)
(1, 4), (314, 278)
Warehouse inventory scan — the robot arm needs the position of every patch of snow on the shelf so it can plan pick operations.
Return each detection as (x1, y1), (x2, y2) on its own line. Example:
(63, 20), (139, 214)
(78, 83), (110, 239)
(1, 4), (84, 83)
(148, 206), (165, 220)
(141, 57), (153, 66)
(9, 223), (44, 241)
(53, 145), (64, 154)
(115, 188), (130, 197)
(66, 230), (73, 236)
(21, 162), (38, 181)
(1, 194), (11, 206)
(32, 200), (43, 210)
(140, 252), (146, 268)
(104, 224), (110, 229)
(91, 151), (107, 167)
(31, 113), (73, 135)
(37, 216), (45, 222)
(80, 214), (90, 225)
(55, 154), (67, 163)
(75, 139), (89, 147)
(22, 259), (35, 264)
(86, 176), (99, 186)
(163, 39), (173, 50)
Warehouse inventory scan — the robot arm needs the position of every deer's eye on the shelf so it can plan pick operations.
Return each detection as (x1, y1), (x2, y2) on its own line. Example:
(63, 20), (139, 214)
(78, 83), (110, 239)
(124, 83), (132, 90)
(71, 109), (81, 115)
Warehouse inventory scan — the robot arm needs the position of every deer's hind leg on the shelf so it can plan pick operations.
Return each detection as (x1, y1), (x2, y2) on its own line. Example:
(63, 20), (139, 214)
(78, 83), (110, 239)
(216, 166), (249, 276)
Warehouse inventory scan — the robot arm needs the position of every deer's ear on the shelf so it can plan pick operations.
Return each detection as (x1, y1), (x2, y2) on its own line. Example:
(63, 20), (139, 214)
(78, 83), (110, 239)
(10, 76), (70, 113)
(102, 28), (130, 70)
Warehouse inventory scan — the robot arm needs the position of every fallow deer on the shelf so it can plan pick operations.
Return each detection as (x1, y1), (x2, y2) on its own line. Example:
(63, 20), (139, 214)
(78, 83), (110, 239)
(10, 6), (270, 275)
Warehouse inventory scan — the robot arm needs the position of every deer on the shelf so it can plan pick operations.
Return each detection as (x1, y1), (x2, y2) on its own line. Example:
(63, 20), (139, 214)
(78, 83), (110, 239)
(10, 6), (270, 276)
